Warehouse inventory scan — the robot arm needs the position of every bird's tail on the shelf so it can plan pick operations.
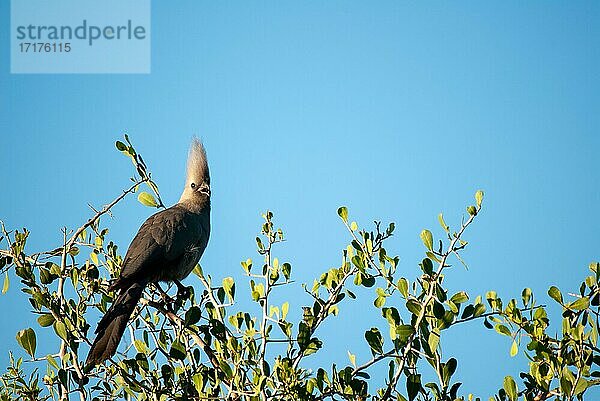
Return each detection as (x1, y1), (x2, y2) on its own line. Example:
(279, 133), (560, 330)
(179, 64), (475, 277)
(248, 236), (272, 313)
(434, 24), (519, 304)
(85, 281), (146, 368)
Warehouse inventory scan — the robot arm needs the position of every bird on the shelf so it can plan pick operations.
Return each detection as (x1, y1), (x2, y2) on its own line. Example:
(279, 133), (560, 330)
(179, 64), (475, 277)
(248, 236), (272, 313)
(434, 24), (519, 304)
(85, 138), (211, 367)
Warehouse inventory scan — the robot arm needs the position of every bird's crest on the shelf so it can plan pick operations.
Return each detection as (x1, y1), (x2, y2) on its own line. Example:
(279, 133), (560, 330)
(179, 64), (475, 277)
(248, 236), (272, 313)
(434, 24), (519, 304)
(186, 138), (210, 185)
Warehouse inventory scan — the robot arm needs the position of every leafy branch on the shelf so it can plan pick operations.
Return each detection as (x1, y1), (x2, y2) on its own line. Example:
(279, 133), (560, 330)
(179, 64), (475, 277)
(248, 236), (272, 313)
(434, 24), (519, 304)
(1, 138), (598, 401)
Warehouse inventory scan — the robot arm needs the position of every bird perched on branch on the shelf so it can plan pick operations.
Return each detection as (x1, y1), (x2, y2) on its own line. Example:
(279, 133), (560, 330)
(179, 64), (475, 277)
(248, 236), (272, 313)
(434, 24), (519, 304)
(86, 139), (211, 367)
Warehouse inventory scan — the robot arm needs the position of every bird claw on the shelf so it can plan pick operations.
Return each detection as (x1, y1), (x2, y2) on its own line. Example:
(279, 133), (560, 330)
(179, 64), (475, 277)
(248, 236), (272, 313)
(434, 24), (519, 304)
(160, 291), (175, 305)
(174, 280), (192, 300)
(152, 283), (176, 310)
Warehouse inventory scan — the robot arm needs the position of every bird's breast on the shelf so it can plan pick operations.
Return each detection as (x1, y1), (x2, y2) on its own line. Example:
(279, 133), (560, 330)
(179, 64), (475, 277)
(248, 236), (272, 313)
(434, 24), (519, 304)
(161, 209), (209, 282)
(172, 245), (203, 281)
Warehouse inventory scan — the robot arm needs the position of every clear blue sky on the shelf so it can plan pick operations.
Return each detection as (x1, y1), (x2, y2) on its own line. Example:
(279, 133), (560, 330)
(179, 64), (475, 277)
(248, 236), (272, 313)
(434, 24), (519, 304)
(1, 1), (599, 398)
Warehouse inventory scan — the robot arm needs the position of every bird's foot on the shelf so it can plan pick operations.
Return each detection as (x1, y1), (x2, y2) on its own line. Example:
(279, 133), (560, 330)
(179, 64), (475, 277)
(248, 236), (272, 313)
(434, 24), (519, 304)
(174, 279), (193, 300)
(153, 283), (176, 310)
(161, 291), (176, 306)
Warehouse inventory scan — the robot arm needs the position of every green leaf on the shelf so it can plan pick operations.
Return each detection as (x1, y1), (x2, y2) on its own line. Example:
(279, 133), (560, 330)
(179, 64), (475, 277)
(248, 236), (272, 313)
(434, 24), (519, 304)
(192, 373), (204, 392)
(53, 321), (68, 341)
(251, 282), (265, 301)
(374, 293), (386, 308)
(421, 258), (434, 275)
(2, 273), (8, 294)
(364, 328), (384, 355)
(426, 252), (442, 264)
(269, 305), (280, 318)
(442, 358), (457, 386)
(115, 140), (127, 151)
(219, 361), (233, 379)
(303, 338), (323, 356)
(16, 328), (36, 357)
(548, 286), (563, 304)
(46, 355), (59, 370)
(137, 191), (158, 207)
(134, 339), (148, 354)
(425, 383), (441, 399)
(39, 268), (53, 284)
(396, 325), (415, 342)
(473, 303), (486, 317)
(406, 299), (422, 316)
(466, 205), (477, 216)
(461, 304), (474, 319)
(494, 324), (511, 337)
(428, 329), (440, 353)
(222, 277), (235, 301)
(560, 367), (575, 395)
(383, 307), (401, 326)
(433, 301), (445, 319)
(37, 314), (55, 327)
(569, 297), (589, 311)
(574, 377), (589, 395)
(90, 252), (99, 265)
(347, 351), (356, 367)
(438, 213), (449, 232)
(184, 306), (201, 326)
(510, 340), (518, 357)
(297, 322), (311, 350)
(58, 369), (67, 388)
(362, 275), (375, 288)
(71, 268), (79, 288)
(475, 190), (484, 208)
(398, 278), (409, 298)
(420, 230), (433, 251)
(407, 374), (422, 401)
(282, 263), (291, 280)
(282, 302), (289, 320)
(521, 287), (532, 306)
(337, 207), (348, 223)
(240, 259), (250, 274)
(450, 291), (469, 304)
(169, 341), (186, 360)
(503, 375), (517, 401)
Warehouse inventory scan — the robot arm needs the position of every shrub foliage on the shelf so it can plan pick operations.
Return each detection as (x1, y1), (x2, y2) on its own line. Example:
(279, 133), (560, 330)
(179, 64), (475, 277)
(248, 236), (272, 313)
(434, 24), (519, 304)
(1, 137), (599, 401)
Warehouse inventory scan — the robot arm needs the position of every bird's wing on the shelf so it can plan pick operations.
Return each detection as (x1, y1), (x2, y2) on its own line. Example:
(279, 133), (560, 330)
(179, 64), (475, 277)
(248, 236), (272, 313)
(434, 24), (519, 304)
(116, 206), (203, 285)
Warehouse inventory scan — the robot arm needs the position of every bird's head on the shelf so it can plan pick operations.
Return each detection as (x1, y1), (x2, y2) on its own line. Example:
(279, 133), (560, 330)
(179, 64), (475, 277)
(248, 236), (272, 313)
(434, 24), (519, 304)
(179, 138), (211, 208)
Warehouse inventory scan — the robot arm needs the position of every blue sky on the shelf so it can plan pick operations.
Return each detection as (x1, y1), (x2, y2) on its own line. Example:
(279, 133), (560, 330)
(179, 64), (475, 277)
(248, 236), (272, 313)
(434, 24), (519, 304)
(1, 1), (599, 398)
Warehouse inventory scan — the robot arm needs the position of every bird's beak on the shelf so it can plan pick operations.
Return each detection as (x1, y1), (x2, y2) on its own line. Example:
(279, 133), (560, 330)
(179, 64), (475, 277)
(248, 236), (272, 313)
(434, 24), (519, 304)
(198, 184), (211, 197)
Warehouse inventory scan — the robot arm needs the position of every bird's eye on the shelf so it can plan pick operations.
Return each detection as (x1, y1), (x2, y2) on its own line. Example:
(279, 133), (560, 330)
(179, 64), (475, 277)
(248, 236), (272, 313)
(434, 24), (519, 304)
(190, 183), (196, 189)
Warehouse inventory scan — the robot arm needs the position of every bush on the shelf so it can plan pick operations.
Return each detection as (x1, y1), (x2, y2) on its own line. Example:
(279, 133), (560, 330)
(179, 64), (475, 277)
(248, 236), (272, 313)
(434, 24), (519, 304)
(1, 137), (598, 401)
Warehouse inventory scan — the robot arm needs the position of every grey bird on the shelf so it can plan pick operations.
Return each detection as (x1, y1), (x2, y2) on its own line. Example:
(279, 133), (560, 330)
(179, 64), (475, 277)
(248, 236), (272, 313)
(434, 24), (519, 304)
(86, 139), (211, 367)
